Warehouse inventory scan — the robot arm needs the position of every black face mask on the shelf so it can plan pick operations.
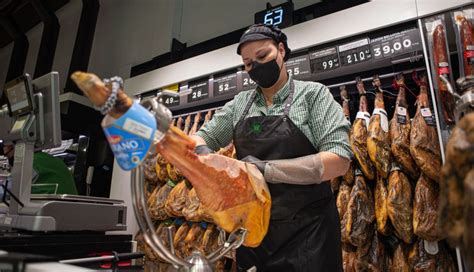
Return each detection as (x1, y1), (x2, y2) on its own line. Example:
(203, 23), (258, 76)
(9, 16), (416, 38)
(248, 54), (282, 89)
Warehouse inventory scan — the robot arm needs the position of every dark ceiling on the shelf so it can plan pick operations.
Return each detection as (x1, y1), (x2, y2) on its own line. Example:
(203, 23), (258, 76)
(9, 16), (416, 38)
(0, 0), (69, 49)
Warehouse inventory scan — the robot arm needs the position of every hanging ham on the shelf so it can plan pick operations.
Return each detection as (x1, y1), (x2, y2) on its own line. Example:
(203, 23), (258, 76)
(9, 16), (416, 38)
(440, 111), (474, 267)
(390, 74), (418, 179)
(367, 75), (391, 178)
(409, 73), (442, 182)
(350, 78), (375, 180)
(374, 174), (391, 236)
(342, 170), (375, 247)
(387, 165), (414, 244)
(340, 86), (355, 186)
(164, 180), (191, 217)
(413, 174), (441, 241)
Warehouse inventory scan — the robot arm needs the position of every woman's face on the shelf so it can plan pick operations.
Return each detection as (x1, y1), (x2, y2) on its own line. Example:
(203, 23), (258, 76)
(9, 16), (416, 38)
(240, 39), (286, 72)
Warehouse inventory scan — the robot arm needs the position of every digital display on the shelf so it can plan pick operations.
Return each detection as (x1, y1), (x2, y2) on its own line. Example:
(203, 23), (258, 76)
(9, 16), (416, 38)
(5, 77), (33, 116)
(7, 84), (28, 112)
(255, 2), (293, 28)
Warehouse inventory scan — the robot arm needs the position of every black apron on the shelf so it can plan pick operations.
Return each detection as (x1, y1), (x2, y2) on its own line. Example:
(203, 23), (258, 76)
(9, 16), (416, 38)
(233, 79), (342, 272)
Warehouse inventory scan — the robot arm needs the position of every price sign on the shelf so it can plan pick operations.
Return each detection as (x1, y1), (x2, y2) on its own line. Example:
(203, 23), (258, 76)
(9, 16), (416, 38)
(188, 79), (209, 103)
(338, 38), (372, 67)
(285, 54), (311, 79)
(371, 28), (422, 59)
(309, 47), (340, 73)
(160, 84), (180, 107)
(241, 71), (257, 90)
(214, 72), (237, 96)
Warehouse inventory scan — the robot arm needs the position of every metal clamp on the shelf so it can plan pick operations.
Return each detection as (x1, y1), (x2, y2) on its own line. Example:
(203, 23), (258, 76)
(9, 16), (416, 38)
(207, 228), (247, 263)
(140, 95), (173, 143)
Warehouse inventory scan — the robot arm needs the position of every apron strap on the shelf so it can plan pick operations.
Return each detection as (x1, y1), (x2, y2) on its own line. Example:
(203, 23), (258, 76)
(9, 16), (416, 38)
(238, 78), (296, 122)
(239, 90), (258, 123)
(283, 80), (295, 117)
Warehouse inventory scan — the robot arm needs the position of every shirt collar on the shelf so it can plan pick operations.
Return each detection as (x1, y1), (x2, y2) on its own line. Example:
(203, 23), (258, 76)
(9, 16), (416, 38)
(255, 75), (292, 105)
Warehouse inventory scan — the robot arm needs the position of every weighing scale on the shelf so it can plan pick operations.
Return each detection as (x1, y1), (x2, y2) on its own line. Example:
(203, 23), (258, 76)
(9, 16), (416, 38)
(0, 72), (126, 232)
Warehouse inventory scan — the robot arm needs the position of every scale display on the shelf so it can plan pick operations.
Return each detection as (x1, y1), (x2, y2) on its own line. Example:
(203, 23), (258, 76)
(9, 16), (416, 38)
(5, 74), (33, 116)
(214, 72), (238, 96)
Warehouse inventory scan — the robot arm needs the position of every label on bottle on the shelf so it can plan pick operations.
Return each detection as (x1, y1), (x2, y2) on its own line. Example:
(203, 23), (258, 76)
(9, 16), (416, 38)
(424, 240), (439, 255)
(102, 101), (157, 171)
(356, 111), (370, 129)
(421, 107), (436, 127)
(373, 108), (389, 132)
(396, 106), (407, 124)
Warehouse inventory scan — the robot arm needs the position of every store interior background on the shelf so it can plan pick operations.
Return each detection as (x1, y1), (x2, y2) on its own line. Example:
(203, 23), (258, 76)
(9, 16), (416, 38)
(0, 0), (331, 236)
(0, 0), (321, 93)
(0, 0), (470, 237)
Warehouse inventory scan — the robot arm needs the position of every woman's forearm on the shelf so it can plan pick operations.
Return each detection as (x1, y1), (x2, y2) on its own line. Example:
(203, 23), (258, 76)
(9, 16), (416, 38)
(263, 151), (350, 184)
(319, 151), (350, 181)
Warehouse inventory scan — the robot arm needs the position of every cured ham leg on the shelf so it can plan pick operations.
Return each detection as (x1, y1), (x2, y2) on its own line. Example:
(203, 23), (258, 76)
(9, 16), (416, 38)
(71, 71), (271, 247)
(350, 79), (375, 180)
(409, 74), (442, 182)
(390, 74), (418, 179)
(368, 76), (391, 178)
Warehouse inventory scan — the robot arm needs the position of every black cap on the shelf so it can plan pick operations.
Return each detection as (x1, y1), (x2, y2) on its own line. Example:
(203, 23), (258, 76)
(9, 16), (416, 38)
(237, 24), (291, 61)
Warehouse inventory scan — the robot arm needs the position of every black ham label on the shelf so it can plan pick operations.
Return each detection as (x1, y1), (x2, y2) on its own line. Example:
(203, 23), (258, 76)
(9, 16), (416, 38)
(396, 106), (407, 124)
(421, 107), (436, 127)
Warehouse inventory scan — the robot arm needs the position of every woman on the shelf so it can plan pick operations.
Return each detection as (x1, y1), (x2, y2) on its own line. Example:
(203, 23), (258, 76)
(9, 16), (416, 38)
(192, 24), (351, 271)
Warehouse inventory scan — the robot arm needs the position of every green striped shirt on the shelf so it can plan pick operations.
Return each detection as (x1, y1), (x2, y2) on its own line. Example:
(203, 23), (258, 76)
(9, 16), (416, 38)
(196, 76), (353, 160)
